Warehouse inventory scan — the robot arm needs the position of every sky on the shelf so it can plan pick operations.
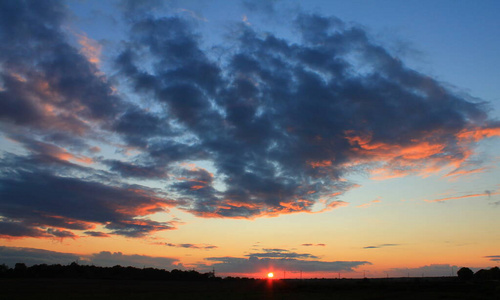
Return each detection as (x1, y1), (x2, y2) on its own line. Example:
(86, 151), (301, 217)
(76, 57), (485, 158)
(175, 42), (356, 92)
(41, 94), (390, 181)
(1, 0), (500, 279)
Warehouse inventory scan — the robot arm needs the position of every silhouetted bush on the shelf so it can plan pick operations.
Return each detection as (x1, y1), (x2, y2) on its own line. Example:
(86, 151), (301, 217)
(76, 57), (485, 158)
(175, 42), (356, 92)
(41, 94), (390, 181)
(474, 267), (500, 281)
(457, 267), (474, 281)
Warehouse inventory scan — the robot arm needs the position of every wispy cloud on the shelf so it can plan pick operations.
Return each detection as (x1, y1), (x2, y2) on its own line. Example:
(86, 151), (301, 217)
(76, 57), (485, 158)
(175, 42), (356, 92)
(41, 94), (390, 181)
(356, 197), (382, 208)
(484, 255), (500, 262)
(425, 190), (499, 203)
(245, 248), (319, 259)
(363, 244), (400, 249)
(75, 32), (102, 65)
(157, 242), (218, 250)
(177, 8), (208, 22)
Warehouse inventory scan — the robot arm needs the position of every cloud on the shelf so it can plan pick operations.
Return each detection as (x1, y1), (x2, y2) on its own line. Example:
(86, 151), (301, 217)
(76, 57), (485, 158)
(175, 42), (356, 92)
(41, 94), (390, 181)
(0, 246), (182, 269)
(84, 231), (110, 238)
(104, 159), (169, 179)
(0, 0), (124, 133)
(177, 8), (208, 22)
(201, 256), (370, 274)
(356, 197), (382, 208)
(112, 10), (499, 219)
(363, 244), (400, 249)
(0, 221), (50, 239)
(46, 228), (78, 239)
(301, 243), (326, 247)
(158, 243), (218, 250)
(89, 251), (182, 269)
(75, 32), (102, 65)
(0, 155), (177, 238)
(484, 255), (500, 262)
(0, 246), (81, 267)
(389, 264), (461, 277)
(1, 0), (500, 232)
(245, 248), (319, 259)
(425, 190), (500, 203)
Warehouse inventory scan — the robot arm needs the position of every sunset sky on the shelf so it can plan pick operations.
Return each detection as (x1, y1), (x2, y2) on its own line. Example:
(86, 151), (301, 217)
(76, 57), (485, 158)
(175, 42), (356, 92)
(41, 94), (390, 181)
(1, 0), (500, 279)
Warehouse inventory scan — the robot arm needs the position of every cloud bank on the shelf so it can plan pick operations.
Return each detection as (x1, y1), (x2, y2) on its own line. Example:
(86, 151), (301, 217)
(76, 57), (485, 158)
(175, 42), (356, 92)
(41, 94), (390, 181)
(202, 256), (370, 274)
(0, 246), (182, 269)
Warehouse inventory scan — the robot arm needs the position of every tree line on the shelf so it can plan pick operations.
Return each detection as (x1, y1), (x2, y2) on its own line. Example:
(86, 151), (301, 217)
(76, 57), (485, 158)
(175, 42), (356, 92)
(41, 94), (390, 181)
(457, 267), (500, 281)
(0, 262), (219, 281)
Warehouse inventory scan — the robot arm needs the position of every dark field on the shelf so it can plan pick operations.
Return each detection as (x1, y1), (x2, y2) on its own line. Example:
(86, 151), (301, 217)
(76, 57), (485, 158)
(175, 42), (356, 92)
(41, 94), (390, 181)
(1, 277), (499, 300)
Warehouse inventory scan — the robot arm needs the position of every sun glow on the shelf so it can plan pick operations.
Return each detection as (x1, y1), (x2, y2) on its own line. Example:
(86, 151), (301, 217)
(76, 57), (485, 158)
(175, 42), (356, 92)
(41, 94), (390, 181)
(267, 272), (274, 279)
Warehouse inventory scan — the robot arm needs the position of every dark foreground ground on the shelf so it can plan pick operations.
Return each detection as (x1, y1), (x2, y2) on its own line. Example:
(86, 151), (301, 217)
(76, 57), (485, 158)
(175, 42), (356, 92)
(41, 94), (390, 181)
(1, 277), (499, 300)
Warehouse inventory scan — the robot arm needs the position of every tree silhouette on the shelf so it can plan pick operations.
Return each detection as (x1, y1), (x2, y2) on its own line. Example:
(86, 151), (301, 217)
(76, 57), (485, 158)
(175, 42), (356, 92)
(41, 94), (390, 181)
(0, 262), (219, 281)
(457, 267), (473, 281)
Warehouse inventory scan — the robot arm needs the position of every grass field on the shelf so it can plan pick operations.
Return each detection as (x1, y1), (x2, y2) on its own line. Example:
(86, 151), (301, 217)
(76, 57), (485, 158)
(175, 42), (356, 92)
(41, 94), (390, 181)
(1, 277), (499, 299)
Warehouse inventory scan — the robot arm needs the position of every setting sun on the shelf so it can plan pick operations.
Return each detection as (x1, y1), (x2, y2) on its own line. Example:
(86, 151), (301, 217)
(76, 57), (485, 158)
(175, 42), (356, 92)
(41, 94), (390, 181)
(267, 272), (274, 279)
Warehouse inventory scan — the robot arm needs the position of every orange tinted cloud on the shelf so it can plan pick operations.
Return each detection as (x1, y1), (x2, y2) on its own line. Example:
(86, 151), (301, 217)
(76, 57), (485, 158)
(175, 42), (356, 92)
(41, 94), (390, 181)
(314, 200), (349, 213)
(370, 168), (410, 180)
(343, 129), (485, 180)
(356, 198), (381, 208)
(425, 191), (499, 203)
(457, 126), (500, 142)
(54, 151), (93, 164)
(191, 197), (347, 219)
(444, 167), (489, 179)
(346, 130), (446, 161)
(308, 160), (332, 168)
(114, 189), (175, 216)
(76, 33), (102, 65)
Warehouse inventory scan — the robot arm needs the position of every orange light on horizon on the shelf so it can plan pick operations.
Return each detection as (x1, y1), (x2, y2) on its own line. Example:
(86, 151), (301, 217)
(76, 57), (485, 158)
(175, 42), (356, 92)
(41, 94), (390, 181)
(267, 272), (274, 279)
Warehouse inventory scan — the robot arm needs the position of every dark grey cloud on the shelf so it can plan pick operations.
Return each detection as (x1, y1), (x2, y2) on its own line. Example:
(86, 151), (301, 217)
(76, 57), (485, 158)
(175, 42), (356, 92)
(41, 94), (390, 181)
(0, 154), (176, 238)
(0, 0), (124, 133)
(46, 228), (78, 239)
(84, 231), (110, 238)
(0, 246), (182, 269)
(0, 221), (49, 239)
(113, 9), (496, 220)
(104, 159), (168, 179)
